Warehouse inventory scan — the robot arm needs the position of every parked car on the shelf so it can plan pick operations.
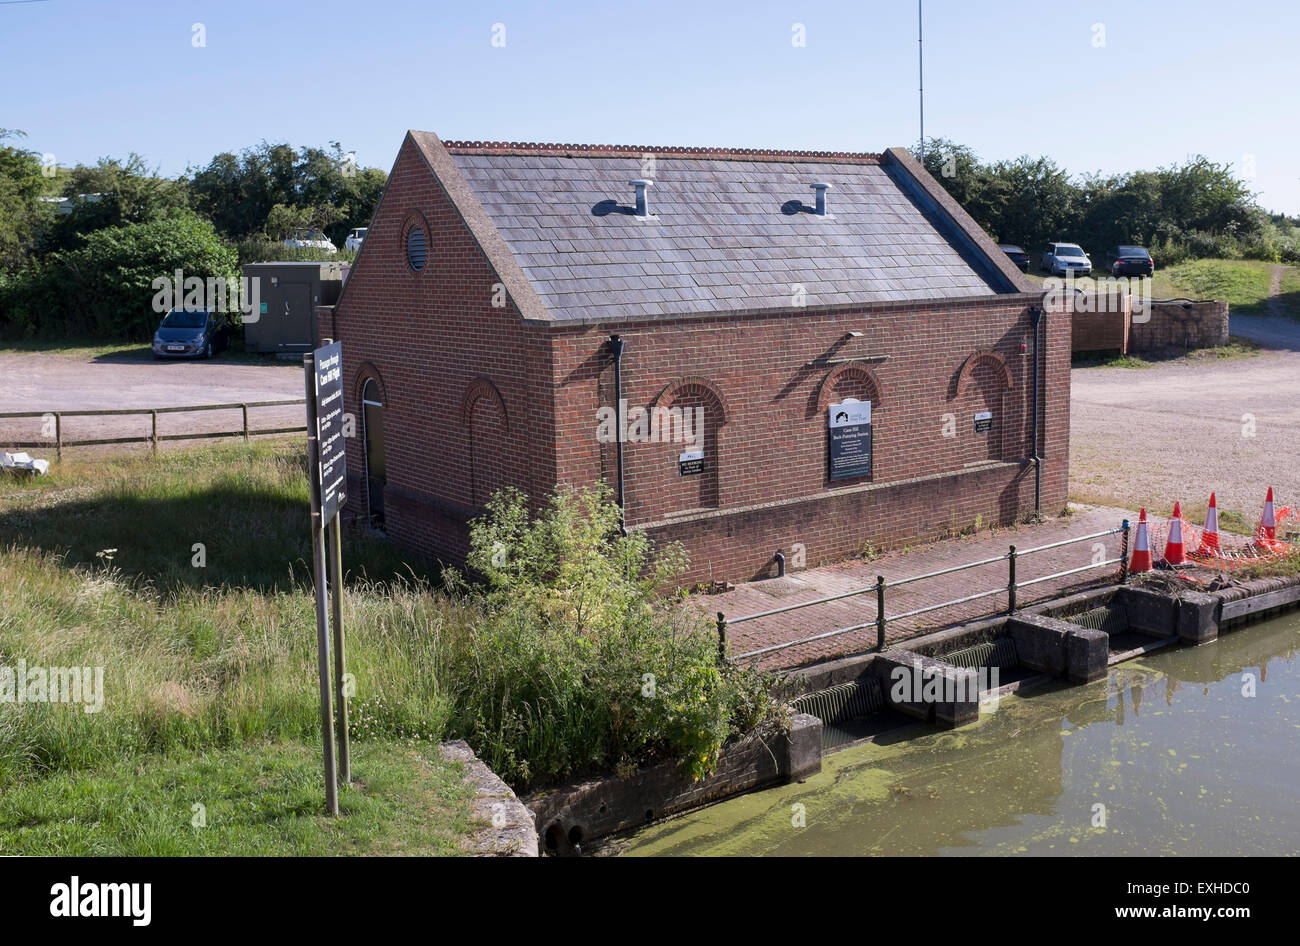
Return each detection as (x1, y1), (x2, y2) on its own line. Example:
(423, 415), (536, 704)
(151, 309), (230, 359)
(344, 227), (367, 252)
(998, 244), (1031, 272)
(283, 228), (338, 253)
(1104, 245), (1155, 277)
(1040, 242), (1092, 276)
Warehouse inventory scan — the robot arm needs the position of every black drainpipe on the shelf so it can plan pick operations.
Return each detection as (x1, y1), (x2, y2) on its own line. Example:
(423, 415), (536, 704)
(608, 335), (627, 533)
(1030, 305), (1044, 516)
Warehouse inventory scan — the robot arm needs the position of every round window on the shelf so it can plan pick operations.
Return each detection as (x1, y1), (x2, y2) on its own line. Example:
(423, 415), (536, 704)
(406, 225), (427, 272)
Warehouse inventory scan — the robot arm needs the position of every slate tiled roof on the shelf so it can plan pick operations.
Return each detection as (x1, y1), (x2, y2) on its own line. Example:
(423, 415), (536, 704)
(442, 145), (1002, 322)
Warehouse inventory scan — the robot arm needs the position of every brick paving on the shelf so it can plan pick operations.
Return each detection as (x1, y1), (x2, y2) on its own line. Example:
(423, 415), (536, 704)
(703, 504), (1136, 670)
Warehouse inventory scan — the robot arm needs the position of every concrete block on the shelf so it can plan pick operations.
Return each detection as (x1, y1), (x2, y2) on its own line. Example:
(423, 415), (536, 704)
(777, 713), (824, 781)
(1007, 614), (1073, 676)
(1120, 586), (1178, 637)
(1064, 626), (1109, 683)
(1176, 590), (1220, 644)
(871, 649), (980, 729)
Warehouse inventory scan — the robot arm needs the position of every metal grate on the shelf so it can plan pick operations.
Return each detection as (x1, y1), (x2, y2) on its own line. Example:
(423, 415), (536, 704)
(406, 226), (427, 271)
(792, 678), (885, 725)
(942, 637), (1019, 670)
(1064, 604), (1128, 634)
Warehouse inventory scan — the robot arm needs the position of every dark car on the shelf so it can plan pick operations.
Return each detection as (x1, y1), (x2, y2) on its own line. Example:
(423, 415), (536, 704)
(151, 309), (230, 359)
(1105, 246), (1155, 277)
(998, 244), (1031, 272)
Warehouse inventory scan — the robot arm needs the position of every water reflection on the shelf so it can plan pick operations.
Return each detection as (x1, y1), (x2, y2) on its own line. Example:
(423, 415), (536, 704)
(621, 612), (1300, 857)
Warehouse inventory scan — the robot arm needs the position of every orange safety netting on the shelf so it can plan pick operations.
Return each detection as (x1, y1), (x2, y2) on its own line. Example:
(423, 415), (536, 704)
(1144, 504), (1300, 569)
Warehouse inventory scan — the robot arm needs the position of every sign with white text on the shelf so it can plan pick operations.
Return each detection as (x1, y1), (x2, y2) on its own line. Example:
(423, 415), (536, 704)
(828, 399), (872, 481)
(311, 341), (347, 522)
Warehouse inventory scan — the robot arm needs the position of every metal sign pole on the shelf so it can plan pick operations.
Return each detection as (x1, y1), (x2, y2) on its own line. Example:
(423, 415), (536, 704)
(328, 513), (350, 784)
(304, 351), (339, 817)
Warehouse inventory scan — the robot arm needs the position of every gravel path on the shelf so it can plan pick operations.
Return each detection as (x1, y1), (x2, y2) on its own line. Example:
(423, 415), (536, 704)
(1267, 264), (1285, 317)
(1070, 343), (1300, 523)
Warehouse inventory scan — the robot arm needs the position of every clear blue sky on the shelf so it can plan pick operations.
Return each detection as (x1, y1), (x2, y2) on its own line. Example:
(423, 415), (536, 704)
(3, 0), (1296, 214)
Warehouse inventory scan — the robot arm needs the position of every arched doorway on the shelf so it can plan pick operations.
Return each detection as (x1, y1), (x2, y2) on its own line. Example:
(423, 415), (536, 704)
(361, 379), (386, 529)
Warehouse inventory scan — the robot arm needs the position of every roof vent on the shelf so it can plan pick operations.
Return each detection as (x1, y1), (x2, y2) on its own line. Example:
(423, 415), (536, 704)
(630, 179), (654, 218)
(811, 182), (831, 216)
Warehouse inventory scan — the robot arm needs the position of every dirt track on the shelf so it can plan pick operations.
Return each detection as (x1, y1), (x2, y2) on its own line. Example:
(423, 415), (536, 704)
(0, 349), (305, 453)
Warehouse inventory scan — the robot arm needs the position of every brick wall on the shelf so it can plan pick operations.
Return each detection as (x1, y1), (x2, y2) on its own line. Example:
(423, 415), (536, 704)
(1130, 300), (1229, 352)
(1070, 296), (1229, 354)
(550, 296), (1070, 584)
(326, 137), (1070, 586)
(322, 134), (556, 565)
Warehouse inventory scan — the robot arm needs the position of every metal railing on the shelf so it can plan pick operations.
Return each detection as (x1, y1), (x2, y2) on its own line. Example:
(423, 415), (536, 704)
(0, 399), (306, 458)
(720, 520), (1131, 662)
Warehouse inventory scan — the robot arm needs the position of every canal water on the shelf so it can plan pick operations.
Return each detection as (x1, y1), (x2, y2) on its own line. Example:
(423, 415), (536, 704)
(621, 611), (1300, 856)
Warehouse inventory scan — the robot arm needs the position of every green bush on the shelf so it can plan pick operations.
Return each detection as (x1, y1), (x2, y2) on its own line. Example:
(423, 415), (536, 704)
(0, 209), (238, 339)
(442, 486), (779, 790)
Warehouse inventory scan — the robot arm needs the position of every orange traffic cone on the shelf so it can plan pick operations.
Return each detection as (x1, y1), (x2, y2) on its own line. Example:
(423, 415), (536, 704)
(1260, 487), (1277, 542)
(1130, 508), (1153, 573)
(1163, 502), (1187, 566)
(1199, 492), (1221, 555)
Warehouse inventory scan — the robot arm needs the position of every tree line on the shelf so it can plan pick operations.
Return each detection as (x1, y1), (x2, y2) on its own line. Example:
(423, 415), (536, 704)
(2, 129), (1295, 341)
(918, 137), (1297, 265)
(0, 130), (386, 339)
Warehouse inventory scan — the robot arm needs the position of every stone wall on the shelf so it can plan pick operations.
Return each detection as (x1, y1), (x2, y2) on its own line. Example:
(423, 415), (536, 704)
(1071, 296), (1230, 354)
(1130, 300), (1229, 352)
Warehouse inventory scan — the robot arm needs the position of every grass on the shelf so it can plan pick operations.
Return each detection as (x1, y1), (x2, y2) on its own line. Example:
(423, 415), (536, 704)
(0, 441), (774, 850)
(1236, 549), (1300, 581)
(0, 440), (417, 593)
(1071, 351), (1154, 369)
(1149, 259), (1280, 314)
(0, 441), (475, 854)
(0, 338), (150, 359)
(0, 740), (474, 856)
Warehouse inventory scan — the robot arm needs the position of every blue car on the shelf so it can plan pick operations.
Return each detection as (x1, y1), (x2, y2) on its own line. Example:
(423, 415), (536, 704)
(151, 309), (229, 359)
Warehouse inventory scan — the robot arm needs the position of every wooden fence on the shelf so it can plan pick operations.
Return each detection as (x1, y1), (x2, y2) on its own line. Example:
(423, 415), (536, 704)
(0, 399), (306, 458)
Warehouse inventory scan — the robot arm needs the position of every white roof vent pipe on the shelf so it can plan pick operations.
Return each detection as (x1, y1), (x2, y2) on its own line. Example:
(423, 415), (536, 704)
(811, 182), (832, 216)
(630, 179), (654, 218)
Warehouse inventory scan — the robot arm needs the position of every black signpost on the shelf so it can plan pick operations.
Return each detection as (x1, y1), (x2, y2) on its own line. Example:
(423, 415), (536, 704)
(304, 341), (349, 816)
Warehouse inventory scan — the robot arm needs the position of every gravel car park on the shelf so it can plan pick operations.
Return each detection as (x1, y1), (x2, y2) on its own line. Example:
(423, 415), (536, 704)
(0, 348), (304, 452)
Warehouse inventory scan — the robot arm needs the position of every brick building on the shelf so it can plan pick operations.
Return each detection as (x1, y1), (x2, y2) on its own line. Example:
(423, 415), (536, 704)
(319, 132), (1069, 584)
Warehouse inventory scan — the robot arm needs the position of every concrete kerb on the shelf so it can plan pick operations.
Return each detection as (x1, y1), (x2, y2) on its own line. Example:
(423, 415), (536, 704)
(439, 740), (538, 857)
(524, 713), (823, 855)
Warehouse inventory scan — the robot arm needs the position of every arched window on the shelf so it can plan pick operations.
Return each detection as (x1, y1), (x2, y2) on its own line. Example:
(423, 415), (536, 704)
(953, 351), (1015, 464)
(648, 377), (728, 514)
(464, 379), (509, 506)
(818, 362), (884, 484)
(361, 379), (386, 528)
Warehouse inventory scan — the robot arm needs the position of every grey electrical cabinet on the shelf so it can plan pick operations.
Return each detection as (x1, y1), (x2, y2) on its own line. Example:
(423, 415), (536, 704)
(241, 262), (344, 353)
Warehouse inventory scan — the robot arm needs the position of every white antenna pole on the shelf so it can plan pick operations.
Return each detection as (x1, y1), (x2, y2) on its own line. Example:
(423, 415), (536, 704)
(918, 0), (925, 162)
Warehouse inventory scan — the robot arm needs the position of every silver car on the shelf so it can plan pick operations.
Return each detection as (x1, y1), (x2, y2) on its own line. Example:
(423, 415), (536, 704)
(1040, 242), (1092, 276)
